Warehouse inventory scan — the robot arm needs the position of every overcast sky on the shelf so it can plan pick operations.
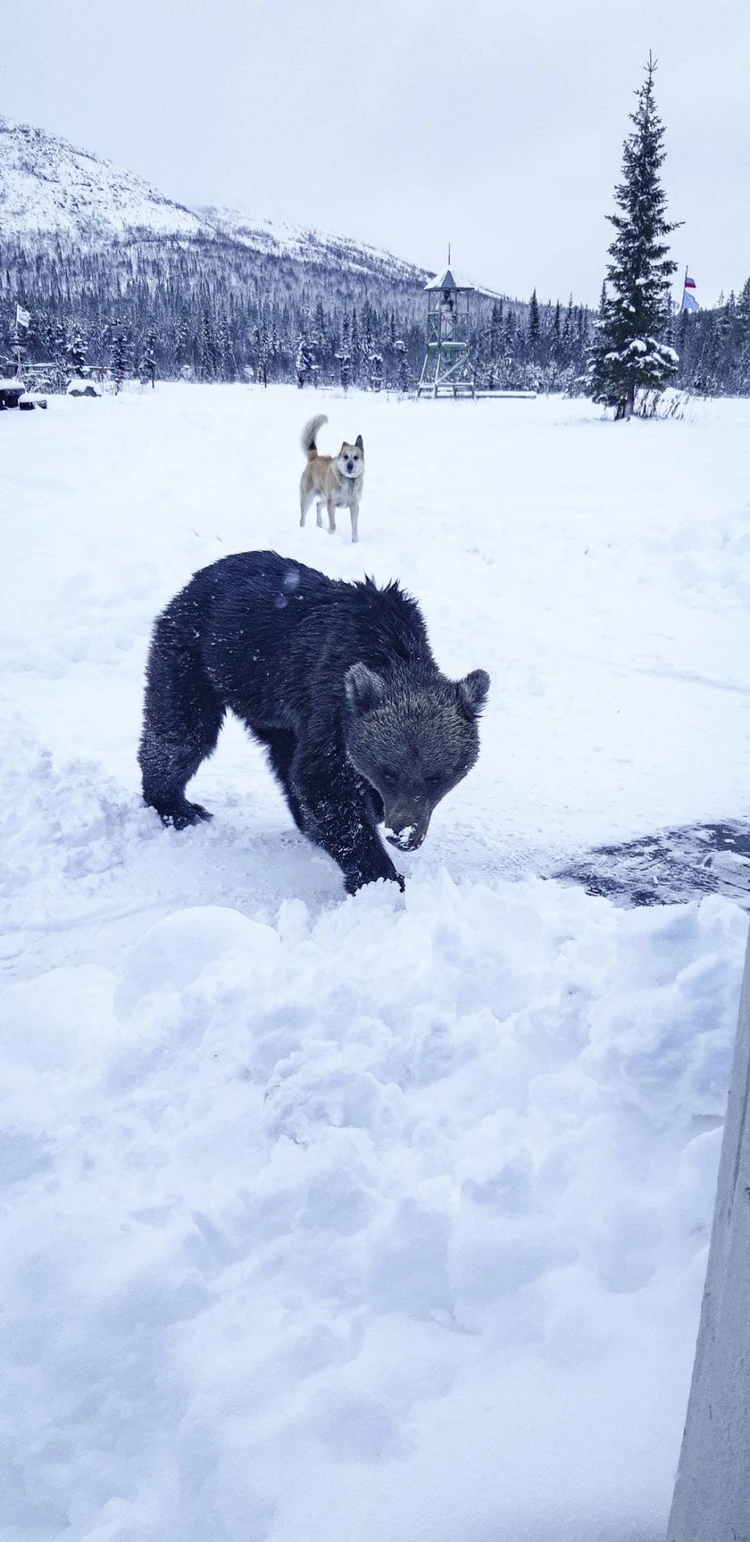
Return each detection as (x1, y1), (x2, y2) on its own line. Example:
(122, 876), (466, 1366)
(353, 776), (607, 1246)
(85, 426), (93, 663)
(2, 0), (748, 306)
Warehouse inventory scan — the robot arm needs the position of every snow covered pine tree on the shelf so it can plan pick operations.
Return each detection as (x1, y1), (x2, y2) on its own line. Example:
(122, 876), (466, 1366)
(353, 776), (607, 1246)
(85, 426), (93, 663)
(67, 328), (87, 375)
(140, 329), (157, 387)
(588, 55), (679, 419)
(110, 325), (128, 393)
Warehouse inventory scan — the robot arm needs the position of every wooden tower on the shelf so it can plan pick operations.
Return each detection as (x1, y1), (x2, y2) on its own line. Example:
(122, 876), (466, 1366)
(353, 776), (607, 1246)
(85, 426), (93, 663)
(417, 264), (475, 399)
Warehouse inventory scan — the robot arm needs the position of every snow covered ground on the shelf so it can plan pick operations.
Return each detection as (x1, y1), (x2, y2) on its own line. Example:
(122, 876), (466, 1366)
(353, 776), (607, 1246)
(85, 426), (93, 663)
(0, 384), (749, 1542)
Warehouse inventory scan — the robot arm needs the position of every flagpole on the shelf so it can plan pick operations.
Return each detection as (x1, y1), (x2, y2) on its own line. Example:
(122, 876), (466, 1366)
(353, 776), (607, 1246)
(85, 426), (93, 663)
(14, 303), (32, 377)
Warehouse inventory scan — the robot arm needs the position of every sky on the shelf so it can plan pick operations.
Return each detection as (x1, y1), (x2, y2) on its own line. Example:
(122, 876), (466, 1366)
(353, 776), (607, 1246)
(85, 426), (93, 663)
(2, 0), (748, 307)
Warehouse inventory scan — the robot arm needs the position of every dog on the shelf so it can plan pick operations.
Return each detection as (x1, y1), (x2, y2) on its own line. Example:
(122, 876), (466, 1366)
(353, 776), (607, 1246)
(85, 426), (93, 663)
(299, 414), (365, 544)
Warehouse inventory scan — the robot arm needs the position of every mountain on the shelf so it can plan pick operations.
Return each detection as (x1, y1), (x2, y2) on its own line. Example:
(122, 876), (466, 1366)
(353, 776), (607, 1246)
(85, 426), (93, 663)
(0, 114), (428, 288)
(0, 114), (593, 395)
(193, 205), (427, 286)
(0, 113), (437, 388)
(0, 115), (213, 241)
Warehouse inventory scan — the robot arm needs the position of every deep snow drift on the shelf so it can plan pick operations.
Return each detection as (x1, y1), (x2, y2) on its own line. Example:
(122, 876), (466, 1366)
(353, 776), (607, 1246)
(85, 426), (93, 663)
(0, 385), (749, 1542)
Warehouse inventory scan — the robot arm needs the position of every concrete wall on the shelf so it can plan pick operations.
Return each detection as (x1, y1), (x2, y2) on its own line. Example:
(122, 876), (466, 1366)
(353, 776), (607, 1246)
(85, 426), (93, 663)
(668, 927), (750, 1542)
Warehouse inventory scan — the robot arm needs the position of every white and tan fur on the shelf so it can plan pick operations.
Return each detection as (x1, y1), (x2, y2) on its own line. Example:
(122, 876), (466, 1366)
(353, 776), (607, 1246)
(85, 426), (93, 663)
(299, 415), (365, 544)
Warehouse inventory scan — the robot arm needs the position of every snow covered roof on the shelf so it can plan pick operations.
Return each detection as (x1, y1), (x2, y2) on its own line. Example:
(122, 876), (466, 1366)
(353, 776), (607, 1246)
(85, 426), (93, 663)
(424, 266), (505, 300)
(425, 266), (474, 291)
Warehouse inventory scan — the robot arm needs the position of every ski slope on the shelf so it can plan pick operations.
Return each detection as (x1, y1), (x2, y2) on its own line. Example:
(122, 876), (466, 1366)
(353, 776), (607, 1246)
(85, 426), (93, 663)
(1, 385), (749, 1542)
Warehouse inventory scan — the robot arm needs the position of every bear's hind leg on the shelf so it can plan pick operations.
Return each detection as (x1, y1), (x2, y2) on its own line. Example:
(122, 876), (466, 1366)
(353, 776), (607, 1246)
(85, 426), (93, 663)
(139, 623), (224, 828)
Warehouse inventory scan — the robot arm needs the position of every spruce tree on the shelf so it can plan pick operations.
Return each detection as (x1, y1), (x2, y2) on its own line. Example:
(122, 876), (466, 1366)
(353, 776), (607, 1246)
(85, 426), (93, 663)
(217, 317), (237, 382)
(736, 278), (750, 393)
(110, 324), (128, 393)
(67, 327), (87, 375)
(141, 328), (157, 388)
(255, 324), (270, 387)
(199, 309), (216, 381)
(295, 337), (311, 388)
(368, 351), (383, 392)
(350, 308), (361, 381)
(551, 301), (562, 367)
(394, 338), (409, 393)
(175, 313), (193, 375)
(54, 321), (68, 365)
(337, 314), (351, 392)
(527, 290), (540, 362)
(588, 55), (679, 418)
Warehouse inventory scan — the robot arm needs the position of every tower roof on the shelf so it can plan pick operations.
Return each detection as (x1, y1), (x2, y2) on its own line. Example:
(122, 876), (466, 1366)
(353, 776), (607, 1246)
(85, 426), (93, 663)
(424, 267), (474, 292)
(424, 266), (505, 300)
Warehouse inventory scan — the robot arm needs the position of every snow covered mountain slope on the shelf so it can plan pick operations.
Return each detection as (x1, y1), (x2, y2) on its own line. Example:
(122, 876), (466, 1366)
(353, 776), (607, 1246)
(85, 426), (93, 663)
(0, 115), (213, 241)
(0, 115), (427, 285)
(195, 204), (428, 283)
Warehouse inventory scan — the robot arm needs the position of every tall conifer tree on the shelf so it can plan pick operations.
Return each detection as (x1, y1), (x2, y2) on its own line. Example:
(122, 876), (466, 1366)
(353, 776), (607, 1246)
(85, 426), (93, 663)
(527, 290), (540, 361)
(67, 327), (86, 375)
(588, 55), (679, 418)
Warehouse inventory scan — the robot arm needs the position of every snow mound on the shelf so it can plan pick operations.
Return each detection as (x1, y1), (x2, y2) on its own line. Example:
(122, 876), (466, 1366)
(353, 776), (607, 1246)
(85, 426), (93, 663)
(0, 863), (745, 1541)
(66, 378), (102, 397)
(666, 503), (750, 608)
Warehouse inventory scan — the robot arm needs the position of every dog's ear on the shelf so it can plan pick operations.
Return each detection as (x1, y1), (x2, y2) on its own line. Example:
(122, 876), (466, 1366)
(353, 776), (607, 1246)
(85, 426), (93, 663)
(355, 434), (364, 452)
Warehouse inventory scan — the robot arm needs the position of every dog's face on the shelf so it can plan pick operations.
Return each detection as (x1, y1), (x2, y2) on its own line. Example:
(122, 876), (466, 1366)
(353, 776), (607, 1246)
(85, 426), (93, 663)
(335, 435), (365, 480)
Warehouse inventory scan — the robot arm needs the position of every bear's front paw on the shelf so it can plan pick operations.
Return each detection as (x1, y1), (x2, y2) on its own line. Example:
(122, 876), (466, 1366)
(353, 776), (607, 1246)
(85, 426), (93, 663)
(344, 867), (404, 896)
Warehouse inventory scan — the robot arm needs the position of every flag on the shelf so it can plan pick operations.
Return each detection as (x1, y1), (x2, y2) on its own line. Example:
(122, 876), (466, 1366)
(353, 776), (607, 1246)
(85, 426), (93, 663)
(15, 304), (31, 329)
(681, 274), (699, 313)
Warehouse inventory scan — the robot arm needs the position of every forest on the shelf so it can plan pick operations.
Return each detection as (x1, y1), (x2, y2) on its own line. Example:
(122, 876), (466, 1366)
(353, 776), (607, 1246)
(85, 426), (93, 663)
(1, 231), (748, 395)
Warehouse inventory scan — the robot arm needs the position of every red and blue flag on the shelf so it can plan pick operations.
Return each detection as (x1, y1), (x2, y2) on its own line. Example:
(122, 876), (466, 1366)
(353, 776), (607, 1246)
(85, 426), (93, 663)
(681, 273), (699, 312)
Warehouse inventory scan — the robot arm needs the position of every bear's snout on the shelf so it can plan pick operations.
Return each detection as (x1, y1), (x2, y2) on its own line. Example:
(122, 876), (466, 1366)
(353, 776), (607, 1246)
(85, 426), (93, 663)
(383, 804), (431, 852)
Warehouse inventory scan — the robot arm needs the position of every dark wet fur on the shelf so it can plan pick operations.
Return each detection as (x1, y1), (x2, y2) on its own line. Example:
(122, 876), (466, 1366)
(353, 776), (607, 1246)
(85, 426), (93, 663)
(139, 551), (489, 893)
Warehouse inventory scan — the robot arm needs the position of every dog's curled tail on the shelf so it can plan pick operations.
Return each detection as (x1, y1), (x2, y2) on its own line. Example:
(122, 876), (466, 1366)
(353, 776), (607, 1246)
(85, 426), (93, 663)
(300, 414), (328, 458)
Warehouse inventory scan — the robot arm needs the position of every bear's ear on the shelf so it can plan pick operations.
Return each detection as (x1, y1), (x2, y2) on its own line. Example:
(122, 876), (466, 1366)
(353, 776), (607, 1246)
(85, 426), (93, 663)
(457, 669), (490, 719)
(355, 434), (364, 451)
(345, 662), (385, 714)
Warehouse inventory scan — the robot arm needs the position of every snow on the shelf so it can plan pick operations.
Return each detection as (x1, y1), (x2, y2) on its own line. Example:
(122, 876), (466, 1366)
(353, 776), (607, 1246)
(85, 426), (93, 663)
(423, 265), (505, 299)
(196, 204), (426, 283)
(66, 378), (102, 397)
(1, 384), (749, 1542)
(0, 117), (424, 283)
(0, 116), (212, 242)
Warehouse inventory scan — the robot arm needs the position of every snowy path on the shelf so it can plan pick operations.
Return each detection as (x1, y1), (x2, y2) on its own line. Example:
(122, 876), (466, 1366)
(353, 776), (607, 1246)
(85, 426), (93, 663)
(0, 385), (749, 1541)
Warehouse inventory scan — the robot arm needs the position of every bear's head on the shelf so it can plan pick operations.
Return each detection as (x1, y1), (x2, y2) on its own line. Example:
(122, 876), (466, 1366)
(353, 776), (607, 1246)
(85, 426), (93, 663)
(344, 662), (490, 853)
